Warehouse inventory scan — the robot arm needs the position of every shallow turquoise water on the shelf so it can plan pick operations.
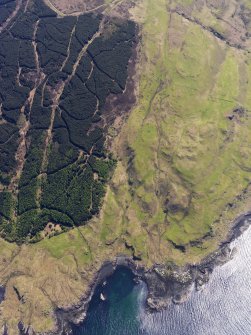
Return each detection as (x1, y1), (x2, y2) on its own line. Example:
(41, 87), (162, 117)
(73, 226), (251, 335)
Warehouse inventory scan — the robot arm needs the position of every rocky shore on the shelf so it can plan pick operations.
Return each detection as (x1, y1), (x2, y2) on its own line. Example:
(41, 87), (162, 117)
(145, 212), (251, 310)
(18, 212), (250, 335)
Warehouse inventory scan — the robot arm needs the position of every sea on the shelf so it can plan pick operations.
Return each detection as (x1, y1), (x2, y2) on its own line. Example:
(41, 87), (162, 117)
(72, 226), (251, 335)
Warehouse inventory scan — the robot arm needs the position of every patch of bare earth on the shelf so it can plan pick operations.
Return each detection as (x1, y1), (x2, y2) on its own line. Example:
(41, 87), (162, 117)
(48, 0), (105, 15)
(172, 0), (251, 51)
(100, 32), (139, 150)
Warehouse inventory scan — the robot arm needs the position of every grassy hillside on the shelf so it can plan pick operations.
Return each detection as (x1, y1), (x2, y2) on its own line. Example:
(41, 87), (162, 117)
(105, 0), (251, 263)
(1, 0), (251, 333)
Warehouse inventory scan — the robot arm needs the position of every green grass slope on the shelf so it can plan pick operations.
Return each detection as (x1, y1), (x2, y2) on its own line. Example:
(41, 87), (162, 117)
(1, 0), (251, 333)
(105, 0), (251, 263)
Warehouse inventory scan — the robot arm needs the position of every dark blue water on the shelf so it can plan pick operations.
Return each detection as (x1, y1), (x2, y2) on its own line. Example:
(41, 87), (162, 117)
(73, 226), (251, 335)
(71, 267), (146, 335)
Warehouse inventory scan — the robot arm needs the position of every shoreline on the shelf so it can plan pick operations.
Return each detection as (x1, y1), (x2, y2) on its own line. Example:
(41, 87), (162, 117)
(2, 1), (251, 334)
(27, 211), (251, 335)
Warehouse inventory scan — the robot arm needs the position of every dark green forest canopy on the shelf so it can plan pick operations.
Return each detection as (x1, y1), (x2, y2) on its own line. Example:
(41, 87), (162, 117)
(0, 0), (136, 241)
(0, 0), (17, 26)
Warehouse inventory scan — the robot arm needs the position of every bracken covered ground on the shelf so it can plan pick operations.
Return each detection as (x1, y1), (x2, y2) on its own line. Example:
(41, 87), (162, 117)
(1, 0), (251, 334)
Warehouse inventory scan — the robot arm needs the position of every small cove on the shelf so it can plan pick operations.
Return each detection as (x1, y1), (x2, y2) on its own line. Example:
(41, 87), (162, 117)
(73, 226), (251, 335)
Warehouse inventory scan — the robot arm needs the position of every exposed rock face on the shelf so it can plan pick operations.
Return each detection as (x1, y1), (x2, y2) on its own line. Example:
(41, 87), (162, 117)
(145, 265), (194, 308)
(1, 0), (251, 334)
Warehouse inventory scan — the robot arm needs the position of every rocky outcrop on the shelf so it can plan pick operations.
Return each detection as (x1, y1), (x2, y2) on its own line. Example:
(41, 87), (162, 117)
(27, 213), (250, 335)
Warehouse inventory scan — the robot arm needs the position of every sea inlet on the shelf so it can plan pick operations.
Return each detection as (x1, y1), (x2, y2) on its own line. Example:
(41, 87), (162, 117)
(72, 226), (251, 335)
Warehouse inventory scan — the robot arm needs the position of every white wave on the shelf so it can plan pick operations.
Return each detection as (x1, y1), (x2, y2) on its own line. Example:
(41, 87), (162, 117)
(139, 226), (251, 335)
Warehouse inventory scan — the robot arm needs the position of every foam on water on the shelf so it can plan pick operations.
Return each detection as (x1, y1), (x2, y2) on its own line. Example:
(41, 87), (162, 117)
(73, 226), (251, 335)
(140, 226), (251, 335)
